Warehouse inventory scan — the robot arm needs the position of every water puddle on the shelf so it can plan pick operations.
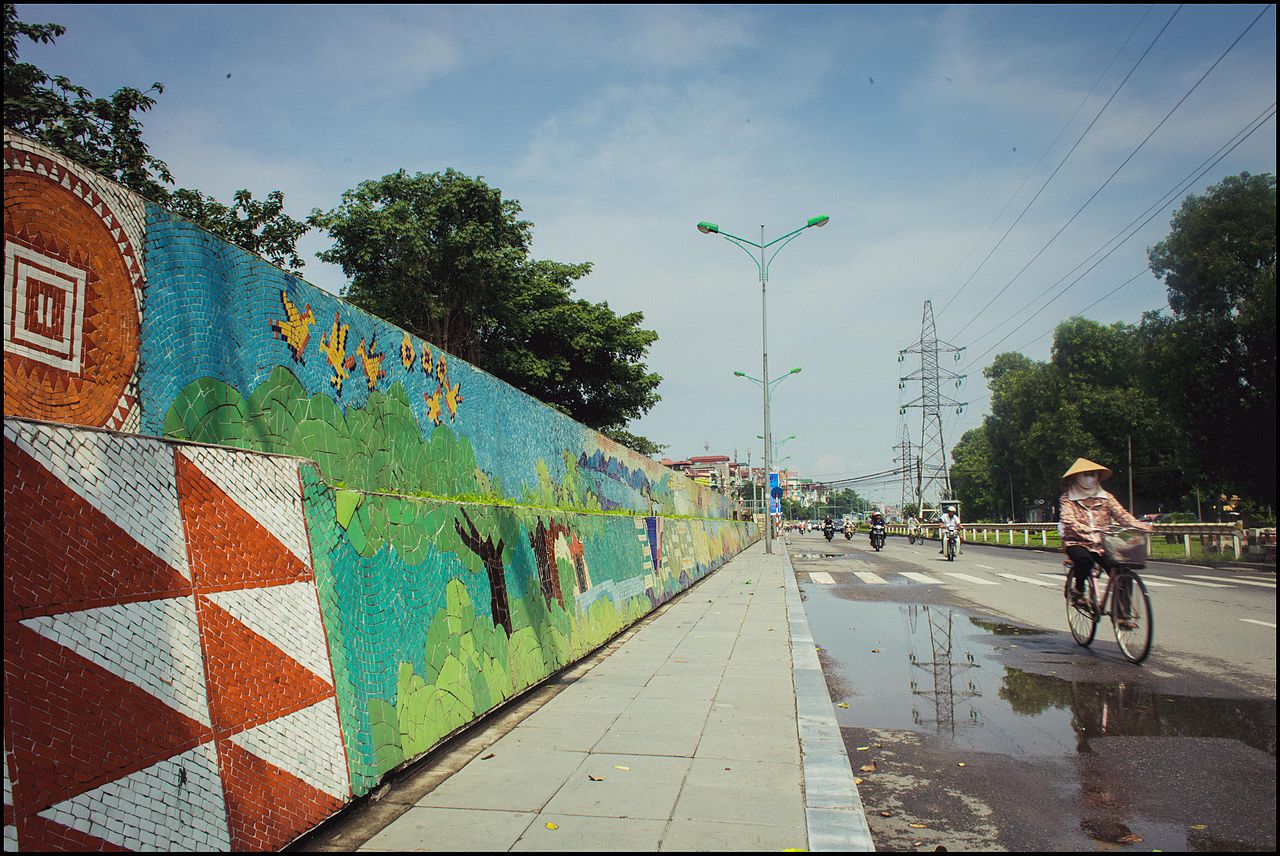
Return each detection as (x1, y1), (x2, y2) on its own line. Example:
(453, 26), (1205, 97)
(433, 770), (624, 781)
(806, 586), (1276, 757)
(805, 585), (1276, 850)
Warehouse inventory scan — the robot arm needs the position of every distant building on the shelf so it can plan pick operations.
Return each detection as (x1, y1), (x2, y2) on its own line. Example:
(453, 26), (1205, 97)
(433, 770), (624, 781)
(662, 454), (732, 493)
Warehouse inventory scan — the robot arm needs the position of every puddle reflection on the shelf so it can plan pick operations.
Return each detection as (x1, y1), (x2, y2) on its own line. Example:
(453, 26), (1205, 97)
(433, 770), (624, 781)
(807, 586), (1277, 758)
(803, 585), (1276, 851)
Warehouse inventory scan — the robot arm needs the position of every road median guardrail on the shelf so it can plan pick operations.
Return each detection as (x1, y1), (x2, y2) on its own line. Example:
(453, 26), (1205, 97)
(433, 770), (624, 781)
(887, 522), (1275, 564)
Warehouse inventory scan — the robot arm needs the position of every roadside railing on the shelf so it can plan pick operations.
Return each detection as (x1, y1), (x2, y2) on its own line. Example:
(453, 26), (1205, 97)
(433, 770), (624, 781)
(887, 522), (1276, 563)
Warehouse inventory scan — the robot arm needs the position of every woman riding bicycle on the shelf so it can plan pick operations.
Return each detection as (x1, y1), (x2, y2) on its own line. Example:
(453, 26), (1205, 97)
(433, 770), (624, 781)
(1059, 458), (1150, 617)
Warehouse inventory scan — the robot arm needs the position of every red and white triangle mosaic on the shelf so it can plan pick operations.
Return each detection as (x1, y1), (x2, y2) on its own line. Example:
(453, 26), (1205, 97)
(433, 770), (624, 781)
(3, 420), (350, 852)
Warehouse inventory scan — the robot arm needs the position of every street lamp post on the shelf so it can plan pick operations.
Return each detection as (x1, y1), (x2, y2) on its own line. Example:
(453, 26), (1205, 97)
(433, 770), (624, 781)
(701, 216), (829, 556)
(734, 367), (802, 551)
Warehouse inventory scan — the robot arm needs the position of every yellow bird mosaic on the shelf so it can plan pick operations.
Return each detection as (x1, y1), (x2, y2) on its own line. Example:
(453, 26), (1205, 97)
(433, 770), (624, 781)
(318, 312), (353, 394)
(269, 291), (315, 364)
(420, 345), (462, 426)
(400, 333), (416, 371)
(355, 337), (388, 392)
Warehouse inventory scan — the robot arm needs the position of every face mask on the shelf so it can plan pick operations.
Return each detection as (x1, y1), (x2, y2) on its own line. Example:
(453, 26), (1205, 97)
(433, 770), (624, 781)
(1077, 474), (1099, 491)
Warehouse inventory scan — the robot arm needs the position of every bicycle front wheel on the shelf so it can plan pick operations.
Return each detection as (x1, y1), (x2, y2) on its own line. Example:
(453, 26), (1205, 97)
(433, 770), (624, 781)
(1112, 572), (1153, 664)
(1066, 573), (1098, 647)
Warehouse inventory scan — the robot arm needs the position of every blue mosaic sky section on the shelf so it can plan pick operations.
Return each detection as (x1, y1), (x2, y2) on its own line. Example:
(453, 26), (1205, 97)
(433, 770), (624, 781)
(143, 208), (580, 503)
(139, 206), (736, 518)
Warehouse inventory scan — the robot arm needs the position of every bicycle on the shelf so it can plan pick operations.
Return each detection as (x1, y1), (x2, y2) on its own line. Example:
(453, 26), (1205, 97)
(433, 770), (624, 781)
(1064, 528), (1154, 664)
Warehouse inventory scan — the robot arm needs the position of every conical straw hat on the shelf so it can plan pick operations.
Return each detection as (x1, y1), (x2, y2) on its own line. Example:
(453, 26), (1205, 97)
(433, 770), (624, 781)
(1062, 458), (1113, 482)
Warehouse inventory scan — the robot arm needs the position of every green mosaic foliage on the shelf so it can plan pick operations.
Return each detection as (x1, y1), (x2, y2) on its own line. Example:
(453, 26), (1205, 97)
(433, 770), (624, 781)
(396, 581), (514, 758)
(165, 369), (485, 502)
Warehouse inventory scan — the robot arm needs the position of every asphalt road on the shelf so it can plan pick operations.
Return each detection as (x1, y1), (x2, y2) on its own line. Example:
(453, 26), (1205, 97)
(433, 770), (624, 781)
(789, 530), (1276, 852)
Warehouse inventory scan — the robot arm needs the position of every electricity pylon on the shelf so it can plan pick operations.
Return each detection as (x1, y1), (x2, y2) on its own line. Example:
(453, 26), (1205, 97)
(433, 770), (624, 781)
(893, 424), (914, 513)
(908, 605), (981, 738)
(898, 300), (966, 520)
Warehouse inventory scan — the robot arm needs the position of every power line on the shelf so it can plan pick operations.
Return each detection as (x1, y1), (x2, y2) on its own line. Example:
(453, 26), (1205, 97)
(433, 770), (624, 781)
(953, 4), (1272, 341)
(937, 5), (1158, 315)
(959, 101), (1277, 373)
(940, 5), (1183, 328)
(960, 101), (1269, 357)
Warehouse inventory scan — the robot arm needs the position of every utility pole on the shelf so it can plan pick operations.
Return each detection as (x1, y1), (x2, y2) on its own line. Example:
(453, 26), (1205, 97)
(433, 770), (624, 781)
(1128, 435), (1135, 514)
(899, 301), (966, 520)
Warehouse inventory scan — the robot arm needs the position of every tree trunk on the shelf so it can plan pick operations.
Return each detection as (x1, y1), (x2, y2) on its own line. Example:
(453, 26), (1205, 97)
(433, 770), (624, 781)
(528, 518), (568, 610)
(455, 509), (512, 637)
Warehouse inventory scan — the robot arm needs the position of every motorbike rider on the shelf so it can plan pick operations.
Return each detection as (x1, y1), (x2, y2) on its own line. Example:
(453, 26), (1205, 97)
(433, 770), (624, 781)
(1059, 458), (1150, 618)
(842, 518), (855, 537)
(938, 505), (962, 554)
(868, 511), (885, 547)
(907, 515), (920, 543)
(822, 516), (835, 538)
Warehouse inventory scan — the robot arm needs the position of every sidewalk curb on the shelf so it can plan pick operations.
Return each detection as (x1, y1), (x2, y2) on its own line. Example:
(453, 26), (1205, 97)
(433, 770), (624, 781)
(782, 544), (876, 852)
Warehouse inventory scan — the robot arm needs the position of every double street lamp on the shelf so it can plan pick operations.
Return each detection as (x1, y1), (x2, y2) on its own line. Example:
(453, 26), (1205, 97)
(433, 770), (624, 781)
(701, 217), (829, 554)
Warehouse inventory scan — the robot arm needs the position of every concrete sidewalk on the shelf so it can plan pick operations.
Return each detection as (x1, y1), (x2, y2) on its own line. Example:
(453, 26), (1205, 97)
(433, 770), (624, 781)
(293, 540), (873, 852)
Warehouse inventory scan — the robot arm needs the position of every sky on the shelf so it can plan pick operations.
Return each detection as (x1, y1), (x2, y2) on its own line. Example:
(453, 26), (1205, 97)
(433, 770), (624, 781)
(16, 4), (1277, 506)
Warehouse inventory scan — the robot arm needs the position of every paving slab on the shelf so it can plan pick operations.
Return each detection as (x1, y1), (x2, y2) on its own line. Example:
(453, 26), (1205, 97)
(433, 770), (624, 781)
(293, 539), (876, 852)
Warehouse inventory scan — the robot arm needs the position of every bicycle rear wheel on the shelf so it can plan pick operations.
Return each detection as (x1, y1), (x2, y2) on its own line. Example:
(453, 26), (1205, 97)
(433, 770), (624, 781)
(1066, 573), (1098, 647)
(1112, 572), (1153, 664)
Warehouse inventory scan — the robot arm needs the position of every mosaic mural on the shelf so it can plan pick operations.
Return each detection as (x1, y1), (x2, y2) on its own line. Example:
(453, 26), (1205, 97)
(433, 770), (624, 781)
(3, 420), (350, 852)
(2, 131), (758, 850)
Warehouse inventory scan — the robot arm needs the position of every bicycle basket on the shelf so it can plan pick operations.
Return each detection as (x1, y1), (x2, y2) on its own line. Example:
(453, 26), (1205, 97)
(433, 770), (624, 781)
(1102, 532), (1146, 568)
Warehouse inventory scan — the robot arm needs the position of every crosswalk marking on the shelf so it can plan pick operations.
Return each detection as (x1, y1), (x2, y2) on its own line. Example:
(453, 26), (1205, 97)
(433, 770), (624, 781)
(1142, 574), (1231, 588)
(998, 573), (1058, 588)
(1187, 575), (1275, 589)
(1236, 575), (1276, 583)
(801, 566), (1267, 591)
(1035, 573), (1176, 588)
(945, 573), (999, 586)
(975, 564), (995, 570)
(1239, 618), (1276, 629)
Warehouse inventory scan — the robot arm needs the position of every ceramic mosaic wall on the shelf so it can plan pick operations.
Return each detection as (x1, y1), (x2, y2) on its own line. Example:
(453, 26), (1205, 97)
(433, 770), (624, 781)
(2, 131), (757, 849)
(300, 469), (753, 795)
(3, 419), (350, 852)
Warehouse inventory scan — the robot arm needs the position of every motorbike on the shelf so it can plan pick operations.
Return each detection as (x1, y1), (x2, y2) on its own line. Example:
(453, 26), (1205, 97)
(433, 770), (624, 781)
(869, 521), (886, 551)
(944, 526), (959, 561)
(823, 525), (835, 542)
(843, 525), (854, 540)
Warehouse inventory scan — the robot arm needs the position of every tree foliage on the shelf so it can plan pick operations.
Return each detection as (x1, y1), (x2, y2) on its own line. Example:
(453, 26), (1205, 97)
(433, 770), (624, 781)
(167, 188), (309, 274)
(1148, 172), (1276, 505)
(953, 318), (1193, 521)
(310, 169), (663, 453)
(952, 174), (1276, 519)
(4, 4), (308, 271)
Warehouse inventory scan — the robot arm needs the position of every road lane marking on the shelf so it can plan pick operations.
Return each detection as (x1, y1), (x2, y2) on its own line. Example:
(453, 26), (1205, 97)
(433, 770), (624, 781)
(854, 571), (888, 585)
(975, 564), (996, 570)
(901, 572), (944, 585)
(1187, 575), (1275, 589)
(1236, 575), (1277, 583)
(998, 573), (1058, 588)
(809, 571), (836, 585)
(1142, 574), (1232, 588)
(945, 573), (1000, 585)
(1239, 618), (1276, 629)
